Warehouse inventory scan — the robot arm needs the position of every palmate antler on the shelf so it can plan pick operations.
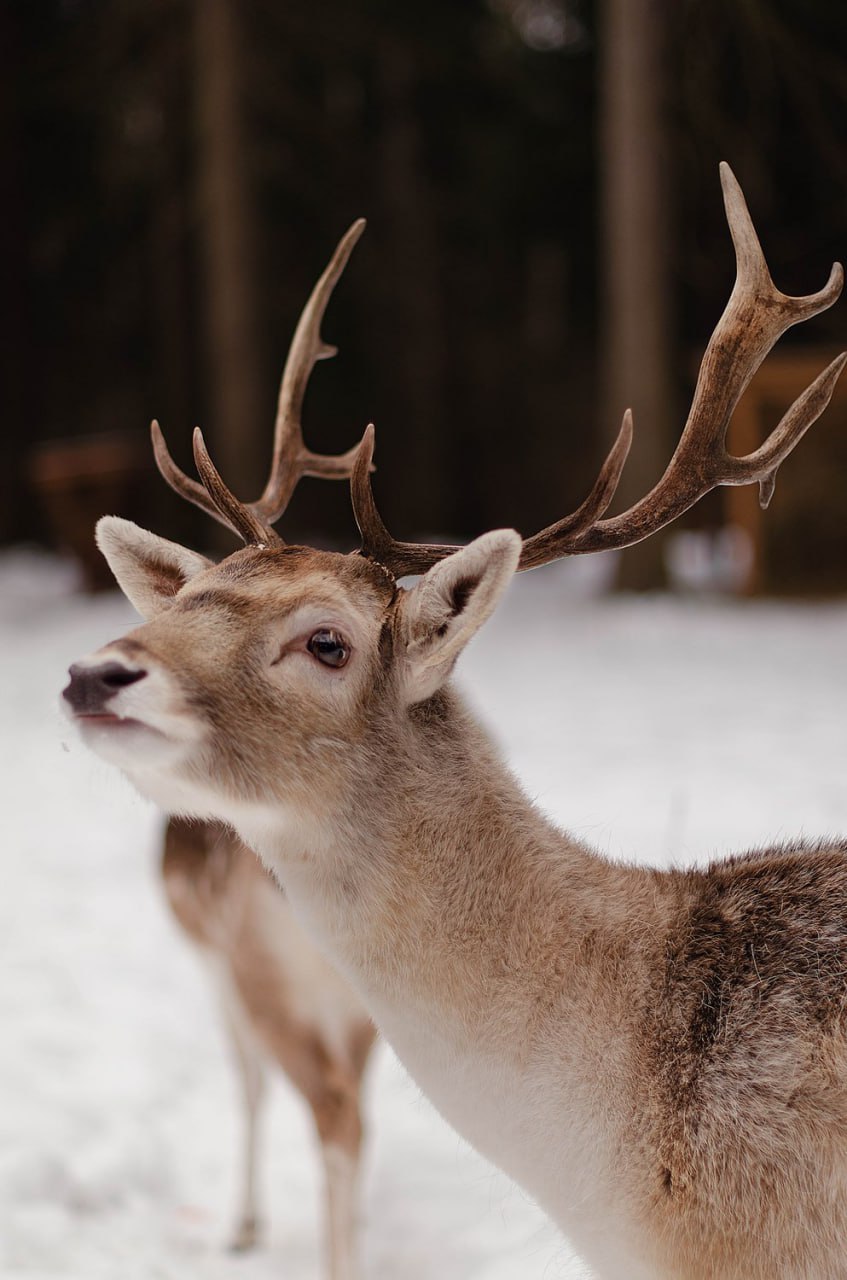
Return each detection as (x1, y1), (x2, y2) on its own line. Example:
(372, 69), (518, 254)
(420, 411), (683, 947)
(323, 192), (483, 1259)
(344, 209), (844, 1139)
(151, 219), (368, 545)
(352, 164), (846, 577)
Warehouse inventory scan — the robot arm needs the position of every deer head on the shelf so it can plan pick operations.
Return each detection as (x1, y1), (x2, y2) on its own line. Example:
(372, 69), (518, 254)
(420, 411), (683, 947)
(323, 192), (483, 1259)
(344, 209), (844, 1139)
(64, 165), (845, 831)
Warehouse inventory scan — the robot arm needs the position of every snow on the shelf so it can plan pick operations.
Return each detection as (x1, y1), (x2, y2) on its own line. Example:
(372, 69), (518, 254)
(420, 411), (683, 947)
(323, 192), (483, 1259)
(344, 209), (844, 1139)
(3, 545), (847, 1279)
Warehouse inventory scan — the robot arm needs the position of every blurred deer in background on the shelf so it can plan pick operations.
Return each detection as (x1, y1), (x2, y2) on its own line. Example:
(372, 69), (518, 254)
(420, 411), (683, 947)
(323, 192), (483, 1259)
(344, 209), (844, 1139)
(66, 166), (847, 1279)
(163, 818), (374, 1275)
(148, 231), (375, 1279)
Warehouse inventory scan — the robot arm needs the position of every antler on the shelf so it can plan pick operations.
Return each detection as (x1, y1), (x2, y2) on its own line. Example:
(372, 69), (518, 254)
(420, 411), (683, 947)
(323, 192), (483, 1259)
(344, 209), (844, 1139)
(152, 219), (367, 543)
(352, 164), (845, 576)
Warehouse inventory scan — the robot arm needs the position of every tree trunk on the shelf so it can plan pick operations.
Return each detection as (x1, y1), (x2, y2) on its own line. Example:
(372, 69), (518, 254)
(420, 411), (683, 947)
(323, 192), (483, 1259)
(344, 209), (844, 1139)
(599, 0), (674, 589)
(375, 36), (450, 537)
(193, 0), (265, 525)
(0, 5), (34, 543)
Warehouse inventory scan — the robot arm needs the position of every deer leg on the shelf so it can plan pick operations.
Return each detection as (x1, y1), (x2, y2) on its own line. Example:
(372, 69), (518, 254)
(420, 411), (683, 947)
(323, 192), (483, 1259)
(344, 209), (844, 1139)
(217, 977), (267, 1252)
(308, 1068), (364, 1280)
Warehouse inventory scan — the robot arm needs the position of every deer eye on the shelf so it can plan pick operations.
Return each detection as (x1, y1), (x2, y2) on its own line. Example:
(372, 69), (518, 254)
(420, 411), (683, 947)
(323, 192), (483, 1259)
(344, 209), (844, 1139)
(307, 629), (350, 669)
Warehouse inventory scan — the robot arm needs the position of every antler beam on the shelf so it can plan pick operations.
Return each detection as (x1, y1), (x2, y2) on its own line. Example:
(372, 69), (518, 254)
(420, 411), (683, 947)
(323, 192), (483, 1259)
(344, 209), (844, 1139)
(353, 164), (845, 577)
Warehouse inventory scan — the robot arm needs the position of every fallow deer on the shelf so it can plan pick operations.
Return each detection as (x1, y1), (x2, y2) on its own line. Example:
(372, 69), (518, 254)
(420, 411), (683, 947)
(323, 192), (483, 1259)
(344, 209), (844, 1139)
(143, 227), (376, 1280)
(162, 817), (374, 1277)
(65, 165), (847, 1279)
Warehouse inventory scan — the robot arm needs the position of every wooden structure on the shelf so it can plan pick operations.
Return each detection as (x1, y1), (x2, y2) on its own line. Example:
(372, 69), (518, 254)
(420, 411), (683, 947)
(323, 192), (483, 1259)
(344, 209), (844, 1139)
(29, 434), (148, 590)
(724, 348), (847, 594)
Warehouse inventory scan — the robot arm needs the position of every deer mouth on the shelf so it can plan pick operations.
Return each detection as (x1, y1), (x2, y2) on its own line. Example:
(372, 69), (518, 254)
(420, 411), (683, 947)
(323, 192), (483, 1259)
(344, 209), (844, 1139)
(82, 712), (167, 739)
(74, 711), (140, 726)
(71, 709), (165, 739)
(67, 706), (182, 777)
(64, 701), (167, 742)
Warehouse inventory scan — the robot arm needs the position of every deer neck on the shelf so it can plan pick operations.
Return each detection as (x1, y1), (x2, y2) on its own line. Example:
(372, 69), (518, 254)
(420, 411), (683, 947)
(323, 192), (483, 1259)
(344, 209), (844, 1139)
(230, 684), (667, 1255)
(232, 683), (661, 1055)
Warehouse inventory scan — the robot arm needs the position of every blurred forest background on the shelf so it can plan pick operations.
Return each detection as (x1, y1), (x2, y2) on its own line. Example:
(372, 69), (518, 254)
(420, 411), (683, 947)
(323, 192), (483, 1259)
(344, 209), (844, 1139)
(2, 0), (847, 591)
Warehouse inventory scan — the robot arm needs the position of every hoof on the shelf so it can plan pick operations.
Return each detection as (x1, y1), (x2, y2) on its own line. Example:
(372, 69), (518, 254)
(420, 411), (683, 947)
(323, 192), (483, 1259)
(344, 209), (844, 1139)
(228, 1216), (262, 1253)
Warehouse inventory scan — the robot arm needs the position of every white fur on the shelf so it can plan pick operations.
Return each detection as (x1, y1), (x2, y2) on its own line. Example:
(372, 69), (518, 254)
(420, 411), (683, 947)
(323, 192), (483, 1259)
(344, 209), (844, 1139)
(398, 530), (522, 703)
(96, 516), (211, 619)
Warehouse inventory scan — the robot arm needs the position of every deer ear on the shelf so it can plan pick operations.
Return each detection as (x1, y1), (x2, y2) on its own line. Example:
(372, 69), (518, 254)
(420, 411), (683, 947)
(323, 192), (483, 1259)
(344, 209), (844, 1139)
(396, 529), (521, 705)
(96, 516), (212, 620)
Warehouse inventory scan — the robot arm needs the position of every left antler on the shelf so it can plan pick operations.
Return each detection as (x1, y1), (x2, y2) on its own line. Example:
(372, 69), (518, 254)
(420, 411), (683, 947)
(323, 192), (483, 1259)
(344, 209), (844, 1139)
(152, 219), (368, 544)
(352, 164), (845, 577)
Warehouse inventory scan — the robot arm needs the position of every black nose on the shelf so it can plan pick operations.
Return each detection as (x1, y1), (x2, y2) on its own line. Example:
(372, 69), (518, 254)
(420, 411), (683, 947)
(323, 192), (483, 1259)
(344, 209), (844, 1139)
(63, 661), (147, 714)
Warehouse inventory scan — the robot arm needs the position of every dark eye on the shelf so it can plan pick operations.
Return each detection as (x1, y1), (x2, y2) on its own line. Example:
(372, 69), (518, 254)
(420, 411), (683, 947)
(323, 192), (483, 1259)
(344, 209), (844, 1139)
(307, 629), (350, 669)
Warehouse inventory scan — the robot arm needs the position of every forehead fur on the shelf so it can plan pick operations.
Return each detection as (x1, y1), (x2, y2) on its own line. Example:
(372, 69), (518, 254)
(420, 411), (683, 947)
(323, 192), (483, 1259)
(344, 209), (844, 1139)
(189, 544), (397, 611)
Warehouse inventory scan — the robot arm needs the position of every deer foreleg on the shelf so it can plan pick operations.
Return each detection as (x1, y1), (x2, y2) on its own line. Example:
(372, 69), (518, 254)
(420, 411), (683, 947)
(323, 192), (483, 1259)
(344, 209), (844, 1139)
(310, 1072), (364, 1280)
(216, 971), (267, 1252)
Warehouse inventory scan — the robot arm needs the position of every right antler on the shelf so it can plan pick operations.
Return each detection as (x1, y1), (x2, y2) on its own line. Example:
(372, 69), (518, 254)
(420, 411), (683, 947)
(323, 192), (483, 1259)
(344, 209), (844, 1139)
(352, 164), (845, 577)
(152, 219), (368, 543)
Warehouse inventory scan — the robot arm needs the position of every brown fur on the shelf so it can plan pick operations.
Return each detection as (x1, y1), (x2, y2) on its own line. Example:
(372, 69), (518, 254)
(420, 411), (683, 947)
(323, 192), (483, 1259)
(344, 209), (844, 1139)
(642, 842), (847, 1278)
(73, 173), (847, 1275)
(162, 815), (376, 1272)
(72, 526), (847, 1280)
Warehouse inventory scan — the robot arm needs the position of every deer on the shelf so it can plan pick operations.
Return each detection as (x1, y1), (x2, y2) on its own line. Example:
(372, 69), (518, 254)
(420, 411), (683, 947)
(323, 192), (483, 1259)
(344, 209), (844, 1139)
(133, 227), (378, 1280)
(161, 817), (375, 1276)
(63, 163), (847, 1279)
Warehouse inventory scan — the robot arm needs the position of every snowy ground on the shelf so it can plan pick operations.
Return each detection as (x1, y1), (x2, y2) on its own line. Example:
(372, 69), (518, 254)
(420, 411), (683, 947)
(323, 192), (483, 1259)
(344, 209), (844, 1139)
(3, 546), (847, 1280)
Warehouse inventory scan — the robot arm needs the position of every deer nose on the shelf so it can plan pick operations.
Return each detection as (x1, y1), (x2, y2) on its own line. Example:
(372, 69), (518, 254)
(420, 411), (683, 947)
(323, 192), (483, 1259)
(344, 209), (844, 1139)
(63, 661), (147, 715)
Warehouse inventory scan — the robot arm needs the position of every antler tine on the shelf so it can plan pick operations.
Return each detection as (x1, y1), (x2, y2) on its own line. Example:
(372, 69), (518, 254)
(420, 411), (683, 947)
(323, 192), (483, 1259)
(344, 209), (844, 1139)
(351, 425), (391, 561)
(352, 413), (635, 577)
(351, 412), (635, 578)
(352, 426), (461, 576)
(721, 163), (842, 319)
(254, 219), (368, 523)
(515, 164), (845, 559)
(151, 419), (224, 525)
(192, 428), (281, 547)
(518, 411), (633, 570)
(153, 417), (282, 545)
(732, 351), (847, 507)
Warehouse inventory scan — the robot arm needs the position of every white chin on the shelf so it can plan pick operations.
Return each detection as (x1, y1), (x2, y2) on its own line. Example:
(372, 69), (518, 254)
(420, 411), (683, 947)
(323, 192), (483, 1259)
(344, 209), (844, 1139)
(76, 719), (221, 818)
(76, 718), (187, 770)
